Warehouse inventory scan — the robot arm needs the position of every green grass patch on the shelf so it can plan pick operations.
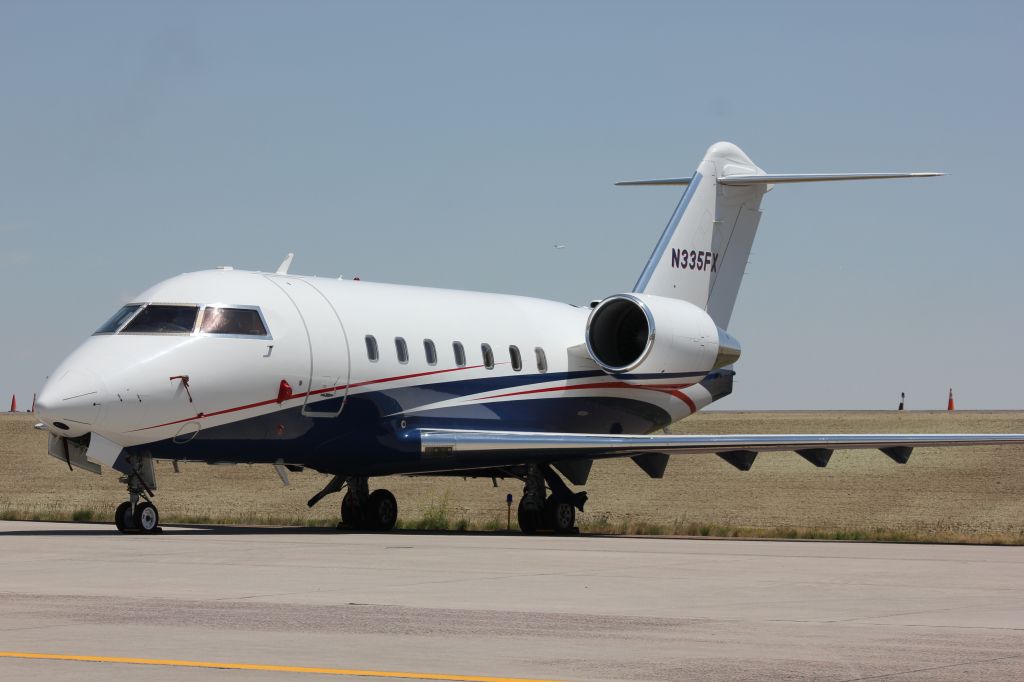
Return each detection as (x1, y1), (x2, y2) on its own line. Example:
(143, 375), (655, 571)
(2, 498), (1022, 545)
(396, 491), (454, 531)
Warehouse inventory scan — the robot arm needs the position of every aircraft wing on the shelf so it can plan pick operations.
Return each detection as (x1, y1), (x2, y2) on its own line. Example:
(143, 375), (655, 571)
(418, 429), (1024, 474)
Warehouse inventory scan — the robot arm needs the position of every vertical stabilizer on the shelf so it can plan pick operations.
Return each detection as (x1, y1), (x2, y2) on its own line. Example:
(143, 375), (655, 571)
(631, 142), (768, 329)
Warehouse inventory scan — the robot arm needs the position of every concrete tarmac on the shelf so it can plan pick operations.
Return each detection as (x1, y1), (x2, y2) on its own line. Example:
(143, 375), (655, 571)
(0, 521), (1022, 681)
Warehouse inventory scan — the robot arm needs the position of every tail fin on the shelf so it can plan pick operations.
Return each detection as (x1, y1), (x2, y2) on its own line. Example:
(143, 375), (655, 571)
(626, 142), (941, 329)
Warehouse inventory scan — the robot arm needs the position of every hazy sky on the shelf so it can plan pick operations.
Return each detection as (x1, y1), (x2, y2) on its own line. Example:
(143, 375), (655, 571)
(1, 1), (1021, 411)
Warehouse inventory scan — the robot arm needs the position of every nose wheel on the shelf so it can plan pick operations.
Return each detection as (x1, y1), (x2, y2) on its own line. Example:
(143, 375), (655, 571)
(114, 454), (161, 534)
(134, 502), (160, 532)
(114, 501), (134, 532)
(113, 499), (161, 534)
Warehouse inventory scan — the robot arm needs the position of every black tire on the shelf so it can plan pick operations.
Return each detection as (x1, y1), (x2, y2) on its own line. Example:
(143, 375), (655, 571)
(517, 498), (543, 535)
(133, 502), (159, 533)
(114, 501), (134, 533)
(544, 496), (575, 534)
(340, 491), (364, 529)
(366, 489), (398, 531)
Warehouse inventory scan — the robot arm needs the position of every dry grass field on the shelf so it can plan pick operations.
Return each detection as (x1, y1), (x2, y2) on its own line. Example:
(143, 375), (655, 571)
(2, 411), (1022, 541)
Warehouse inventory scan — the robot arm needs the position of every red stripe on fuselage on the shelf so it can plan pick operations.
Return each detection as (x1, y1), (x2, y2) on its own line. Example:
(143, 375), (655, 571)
(131, 364), (486, 432)
(668, 389), (697, 414)
(476, 381), (697, 414)
(132, 367), (699, 433)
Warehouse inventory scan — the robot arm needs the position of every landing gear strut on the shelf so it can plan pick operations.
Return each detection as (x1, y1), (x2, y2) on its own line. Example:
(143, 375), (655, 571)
(517, 463), (586, 535)
(114, 454), (161, 534)
(308, 475), (398, 531)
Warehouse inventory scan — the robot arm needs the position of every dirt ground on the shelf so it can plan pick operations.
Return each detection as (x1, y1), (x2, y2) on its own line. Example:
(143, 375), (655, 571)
(1, 411), (1022, 536)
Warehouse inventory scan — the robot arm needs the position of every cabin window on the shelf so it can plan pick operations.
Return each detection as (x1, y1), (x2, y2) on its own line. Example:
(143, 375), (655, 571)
(481, 343), (494, 370)
(509, 345), (522, 371)
(365, 335), (379, 362)
(200, 307), (268, 336)
(395, 337), (409, 364)
(121, 305), (199, 334)
(453, 341), (466, 367)
(94, 304), (142, 334)
(535, 347), (548, 373)
(424, 339), (437, 366)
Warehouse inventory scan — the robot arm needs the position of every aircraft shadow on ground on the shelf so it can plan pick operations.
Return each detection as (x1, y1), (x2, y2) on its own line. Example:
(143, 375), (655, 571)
(0, 523), (532, 538)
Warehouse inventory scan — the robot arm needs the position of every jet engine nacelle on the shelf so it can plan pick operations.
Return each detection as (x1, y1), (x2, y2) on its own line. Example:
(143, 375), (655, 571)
(585, 293), (741, 376)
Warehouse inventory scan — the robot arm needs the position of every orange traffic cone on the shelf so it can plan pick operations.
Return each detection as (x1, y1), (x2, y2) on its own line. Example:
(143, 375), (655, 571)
(947, 388), (955, 411)
(9, 394), (15, 412)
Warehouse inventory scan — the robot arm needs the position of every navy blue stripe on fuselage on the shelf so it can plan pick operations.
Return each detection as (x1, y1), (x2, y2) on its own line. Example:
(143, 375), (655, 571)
(346, 369), (606, 414)
(611, 371), (708, 381)
(135, 388), (673, 476)
(130, 368), (720, 476)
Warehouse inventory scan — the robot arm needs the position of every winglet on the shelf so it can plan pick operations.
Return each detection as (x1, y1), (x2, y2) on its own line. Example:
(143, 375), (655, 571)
(276, 253), (294, 275)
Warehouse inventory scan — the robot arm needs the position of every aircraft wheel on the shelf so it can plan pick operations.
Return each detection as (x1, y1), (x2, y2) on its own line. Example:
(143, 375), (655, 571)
(114, 501), (135, 533)
(517, 498), (542, 535)
(133, 502), (160, 533)
(341, 491), (364, 529)
(545, 496), (576, 534)
(366, 489), (398, 531)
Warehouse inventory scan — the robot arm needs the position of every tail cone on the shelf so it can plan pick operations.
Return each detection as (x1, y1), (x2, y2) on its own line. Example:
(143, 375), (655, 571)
(947, 388), (955, 411)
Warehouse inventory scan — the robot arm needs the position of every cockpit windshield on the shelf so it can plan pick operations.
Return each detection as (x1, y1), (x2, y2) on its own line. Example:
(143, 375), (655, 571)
(93, 303), (270, 337)
(200, 307), (268, 336)
(94, 305), (143, 334)
(122, 305), (200, 334)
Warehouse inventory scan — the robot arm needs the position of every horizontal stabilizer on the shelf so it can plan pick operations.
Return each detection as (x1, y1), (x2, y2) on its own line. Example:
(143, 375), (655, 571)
(615, 177), (692, 187)
(617, 173), (941, 188)
(720, 172), (942, 186)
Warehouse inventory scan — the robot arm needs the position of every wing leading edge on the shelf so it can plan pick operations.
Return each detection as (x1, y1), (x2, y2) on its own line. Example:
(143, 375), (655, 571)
(419, 429), (1024, 473)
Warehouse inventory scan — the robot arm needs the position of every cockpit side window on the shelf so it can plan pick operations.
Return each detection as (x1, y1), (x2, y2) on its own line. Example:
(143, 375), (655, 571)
(200, 307), (269, 336)
(94, 304), (142, 334)
(122, 305), (200, 334)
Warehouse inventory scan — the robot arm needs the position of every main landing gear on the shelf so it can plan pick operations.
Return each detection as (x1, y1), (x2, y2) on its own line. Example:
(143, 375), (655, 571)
(517, 463), (587, 535)
(114, 454), (162, 534)
(308, 475), (398, 531)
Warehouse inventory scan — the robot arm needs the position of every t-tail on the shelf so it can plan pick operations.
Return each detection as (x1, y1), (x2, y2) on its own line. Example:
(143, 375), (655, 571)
(624, 141), (942, 329)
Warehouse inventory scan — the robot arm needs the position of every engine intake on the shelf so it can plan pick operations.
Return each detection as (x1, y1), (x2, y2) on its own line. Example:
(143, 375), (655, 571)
(586, 295), (655, 372)
(585, 293), (740, 375)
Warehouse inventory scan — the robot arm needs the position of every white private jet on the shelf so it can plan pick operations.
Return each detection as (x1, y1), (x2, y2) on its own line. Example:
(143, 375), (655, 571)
(34, 142), (1024, 534)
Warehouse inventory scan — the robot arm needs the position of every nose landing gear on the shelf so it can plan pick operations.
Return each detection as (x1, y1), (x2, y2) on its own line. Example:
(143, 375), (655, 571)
(114, 454), (161, 534)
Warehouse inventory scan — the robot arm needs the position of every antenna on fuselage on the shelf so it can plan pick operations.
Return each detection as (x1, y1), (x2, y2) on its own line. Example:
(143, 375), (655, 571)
(276, 253), (294, 275)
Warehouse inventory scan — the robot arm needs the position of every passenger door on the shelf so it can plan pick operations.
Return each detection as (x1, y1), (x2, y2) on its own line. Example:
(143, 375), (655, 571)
(266, 276), (349, 417)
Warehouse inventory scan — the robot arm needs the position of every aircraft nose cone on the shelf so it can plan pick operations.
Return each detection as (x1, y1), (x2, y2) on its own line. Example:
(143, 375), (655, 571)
(36, 369), (105, 437)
